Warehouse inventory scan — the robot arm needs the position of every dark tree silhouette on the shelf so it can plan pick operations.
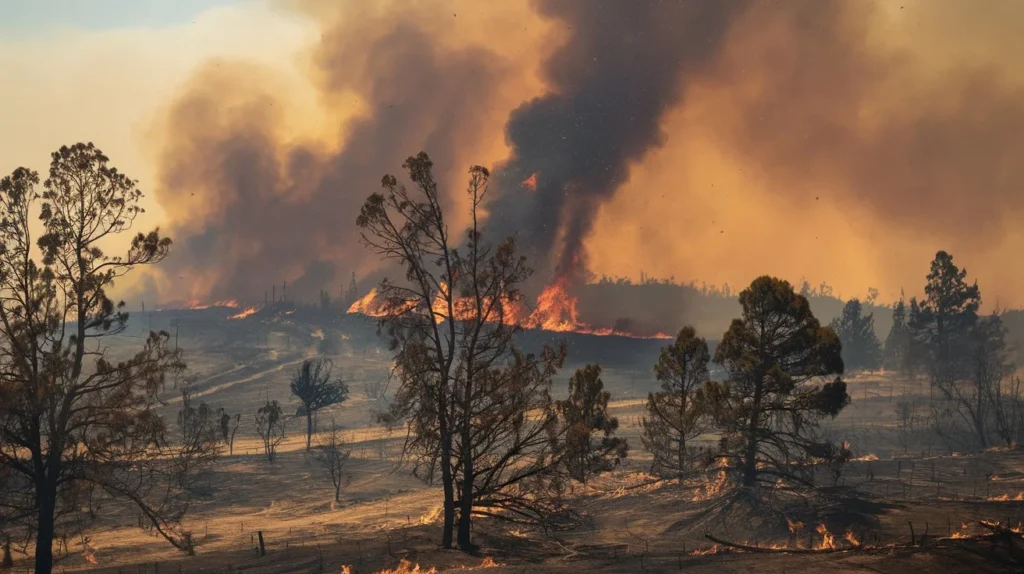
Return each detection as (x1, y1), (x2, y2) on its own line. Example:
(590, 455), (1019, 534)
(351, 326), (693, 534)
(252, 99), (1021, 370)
(290, 358), (349, 451)
(0, 145), (194, 574)
(557, 365), (628, 484)
(908, 251), (981, 391)
(883, 294), (914, 377)
(255, 400), (286, 463)
(216, 408), (241, 456)
(640, 326), (711, 482)
(830, 299), (882, 372)
(704, 276), (849, 488)
(358, 153), (571, 549)
(313, 420), (351, 503)
(175, 383), (220, 490)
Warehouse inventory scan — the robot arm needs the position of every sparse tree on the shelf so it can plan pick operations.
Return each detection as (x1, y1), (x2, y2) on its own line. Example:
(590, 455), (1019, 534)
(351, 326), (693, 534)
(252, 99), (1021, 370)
(909, 252), (989, 447)
(175, 383), (220, 490)
(557, 365), (629, 484)
(0, 144), (193, 573)
(358, 153), (571, 550)
(255, 400), (286, 463)
(894, 399), (920, 454)
(290, 358), (349, 451)
(217, 408), (241, 456)
(883, 294), (914, 377)
(908, 251), (981, 393)
(830, 299), (882, 372)
(313, 420), (351, 503)
(704, 276), (849, 488)
(640, 326), (710, 482)
(320, 289), (332, 312)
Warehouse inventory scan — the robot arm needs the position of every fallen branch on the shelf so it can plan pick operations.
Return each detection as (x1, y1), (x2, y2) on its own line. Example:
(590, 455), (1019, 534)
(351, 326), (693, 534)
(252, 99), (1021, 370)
(703, 532), (859, 554)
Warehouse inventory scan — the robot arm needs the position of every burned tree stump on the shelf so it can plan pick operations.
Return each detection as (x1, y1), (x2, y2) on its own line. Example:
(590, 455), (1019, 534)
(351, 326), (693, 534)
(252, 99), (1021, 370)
(257, 531), (266, 557)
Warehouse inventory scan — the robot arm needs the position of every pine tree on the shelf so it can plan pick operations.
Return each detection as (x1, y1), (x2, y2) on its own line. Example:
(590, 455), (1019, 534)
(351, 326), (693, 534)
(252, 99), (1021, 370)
(883, 294), (913, 376)
(640, 327), (710, 482)
(830, 299), (882, 372)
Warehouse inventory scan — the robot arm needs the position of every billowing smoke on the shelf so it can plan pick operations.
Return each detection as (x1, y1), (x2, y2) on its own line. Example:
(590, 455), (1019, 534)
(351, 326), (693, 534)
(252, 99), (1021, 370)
(485, 0), (746, 281)
(149, 1), (534, 304)
(146, 0), (1024, 308)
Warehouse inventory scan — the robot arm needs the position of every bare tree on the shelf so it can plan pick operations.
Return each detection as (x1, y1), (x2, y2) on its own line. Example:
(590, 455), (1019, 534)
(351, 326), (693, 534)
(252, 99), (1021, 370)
(312, 420), (351, 503)
(640, 326), (711, 482)
(255, 400), (286, 463)
(557, 364), (628, 484)
(0, 144), (192, 573)
(290, 358), (349, 451)
(216, 408), (241, 456)
(358, 153), (572, 550)
(704, 276), (849, 488)
(894, 399), (921, 454)
(175, 384), (220, 490)
(357, 153), (462, 548)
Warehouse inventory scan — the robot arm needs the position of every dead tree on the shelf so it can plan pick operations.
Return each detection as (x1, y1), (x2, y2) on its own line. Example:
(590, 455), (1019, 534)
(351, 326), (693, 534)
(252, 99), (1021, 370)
(175, 383), (221, 490)
(312, 420), (351, 503)
(217, 408), (242, 456)
(255, 400), (286, 463)
(0, 144), (193, 574)
(358, 153), (573, 550)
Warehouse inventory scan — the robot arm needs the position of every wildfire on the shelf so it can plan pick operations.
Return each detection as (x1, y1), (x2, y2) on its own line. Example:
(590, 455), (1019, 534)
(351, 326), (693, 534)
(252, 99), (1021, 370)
(521, 172), (538, 191)
(988, 492), (1024, 501)
(786, 517), (804, 535)
(187, 299), (239, 310)
(844, 530), (860, 547)
(375, 559), (438, 574)
(949, 522), (972, 539)
(691, 544), (722, 556)
(815, 524), (836, 550)
(228, 306), (258, 320)
(691, 469), (729, 502)
(346, 277), (671, 339)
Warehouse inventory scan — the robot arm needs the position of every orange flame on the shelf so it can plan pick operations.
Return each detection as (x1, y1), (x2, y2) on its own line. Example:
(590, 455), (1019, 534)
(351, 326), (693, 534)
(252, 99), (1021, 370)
(786, 517), (804, 535)
(521, 172), (538, 192)
(187, 299), (239, 310)
(375, 559), (438, 574)
(346, 278), (669, 339)
(988, 492), (1024, 501)
(815, 524), (835, 550)
(228, 306), (258, 320)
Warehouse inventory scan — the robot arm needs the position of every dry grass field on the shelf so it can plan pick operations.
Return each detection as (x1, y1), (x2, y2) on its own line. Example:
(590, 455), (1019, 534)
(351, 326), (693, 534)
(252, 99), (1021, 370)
(14, 309), (1024, 574)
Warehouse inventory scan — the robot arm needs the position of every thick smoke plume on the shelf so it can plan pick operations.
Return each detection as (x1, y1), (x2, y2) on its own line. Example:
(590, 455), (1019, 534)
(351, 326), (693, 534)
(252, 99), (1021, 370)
(149, 1), (539, 304)
(486, 0), (746, 280)
(147, 0), (1024, 307)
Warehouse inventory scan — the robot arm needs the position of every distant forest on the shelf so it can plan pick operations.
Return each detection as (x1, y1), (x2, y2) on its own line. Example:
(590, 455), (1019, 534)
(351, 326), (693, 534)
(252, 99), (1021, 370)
(577, 274), (1024, 359)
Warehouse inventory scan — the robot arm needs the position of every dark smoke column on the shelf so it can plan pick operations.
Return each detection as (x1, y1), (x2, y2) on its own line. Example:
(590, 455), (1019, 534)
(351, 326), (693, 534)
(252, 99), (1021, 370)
(488, 0), (745, 281)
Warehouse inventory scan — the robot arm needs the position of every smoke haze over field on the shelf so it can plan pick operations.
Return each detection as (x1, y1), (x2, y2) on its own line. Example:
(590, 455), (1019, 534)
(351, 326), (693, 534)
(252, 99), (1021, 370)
(143, 0), (1024, 306)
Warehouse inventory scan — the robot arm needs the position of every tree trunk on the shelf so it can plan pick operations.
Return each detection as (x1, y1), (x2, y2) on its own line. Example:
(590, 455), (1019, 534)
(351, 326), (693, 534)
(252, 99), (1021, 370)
(440, 432), (455, 549)
(457, 430), (474, 549)
(34, 483), (56, 574)
(2, 533), (13, 568)
(306, 411), (313, 451)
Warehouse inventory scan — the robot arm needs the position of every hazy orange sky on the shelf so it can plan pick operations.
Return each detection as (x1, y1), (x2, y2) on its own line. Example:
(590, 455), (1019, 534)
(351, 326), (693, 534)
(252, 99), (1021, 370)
(2, 0), (1022, 308)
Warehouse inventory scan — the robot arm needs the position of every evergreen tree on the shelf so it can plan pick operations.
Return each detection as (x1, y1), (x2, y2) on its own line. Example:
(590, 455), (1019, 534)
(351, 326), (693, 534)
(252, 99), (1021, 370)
(830, 299), (882, 372)
(557, 365), (629, 483)
(704, 276), (849, 487)
(883, 294), (913, 376)
(640, 327), (711, 482)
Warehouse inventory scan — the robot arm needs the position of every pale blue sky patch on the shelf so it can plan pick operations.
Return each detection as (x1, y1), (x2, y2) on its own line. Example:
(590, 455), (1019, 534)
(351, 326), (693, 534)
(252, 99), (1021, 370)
(0, 0), (248, 33)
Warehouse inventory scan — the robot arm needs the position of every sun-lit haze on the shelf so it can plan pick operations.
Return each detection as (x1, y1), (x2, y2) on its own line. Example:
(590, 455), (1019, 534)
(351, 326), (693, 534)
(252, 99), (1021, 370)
(2, 0), (1023, 308)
